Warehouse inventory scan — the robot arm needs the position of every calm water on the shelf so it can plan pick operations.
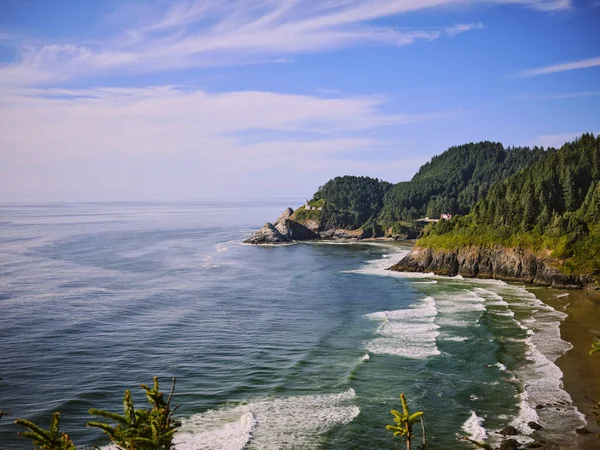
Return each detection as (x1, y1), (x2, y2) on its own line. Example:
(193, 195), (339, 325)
(0, 201), (586, 449)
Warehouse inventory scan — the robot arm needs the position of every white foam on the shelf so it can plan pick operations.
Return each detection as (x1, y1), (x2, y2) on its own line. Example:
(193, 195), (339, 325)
(461, 411), (487, 442)
(175, 411), (255, 450)
(557, 293), (569, 298)
(488, 362), (507, 372)
(365, 296), (440, 359)
(440, 335), (469, 342)
(353, 251), (586, 445)
(173, 389), (359, 450)
(478, 282), (586, 445)
(342, 246), (414, 277)
(361, 353), (370, 361)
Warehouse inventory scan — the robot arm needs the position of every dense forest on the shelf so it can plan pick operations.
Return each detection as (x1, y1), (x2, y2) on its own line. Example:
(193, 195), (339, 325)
(315, 176), (392, 231)
(300, 141), (553, 237)
(420, 133), (600, 279)
(378, 142), (550, 226)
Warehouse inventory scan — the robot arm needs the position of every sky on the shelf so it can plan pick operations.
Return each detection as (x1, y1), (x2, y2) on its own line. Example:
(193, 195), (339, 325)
(0, 0), (599, 201)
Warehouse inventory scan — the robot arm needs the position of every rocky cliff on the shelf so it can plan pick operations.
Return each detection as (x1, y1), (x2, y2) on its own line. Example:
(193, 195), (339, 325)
(244, 207), (319, 244)
(389, 245), (592, 289)
(244, 207), (374, 244)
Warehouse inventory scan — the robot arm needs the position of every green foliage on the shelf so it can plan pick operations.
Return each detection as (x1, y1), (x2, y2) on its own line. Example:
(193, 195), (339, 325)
(292, 206), (321, 223)
(386, 393), (425, 450)
(87, 377), (181, 450)
(16, 377), (180, 450)
(316, 176), (391, 230)
(591, 339), (600, 356)
(379, 142), (550, 226)
(419, 133), (600, 281)
(15, 412), (77, 450)
(309, 142), (549, 236)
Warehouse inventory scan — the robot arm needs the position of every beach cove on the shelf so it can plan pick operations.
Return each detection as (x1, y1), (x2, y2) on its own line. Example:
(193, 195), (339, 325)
(0, 201), (598, 449)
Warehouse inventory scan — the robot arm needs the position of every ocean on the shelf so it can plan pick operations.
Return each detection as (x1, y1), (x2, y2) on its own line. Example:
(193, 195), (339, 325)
(0, 201), (586, 449)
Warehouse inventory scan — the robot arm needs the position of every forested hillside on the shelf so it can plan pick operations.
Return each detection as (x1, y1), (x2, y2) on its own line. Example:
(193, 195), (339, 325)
(302, 141), (552, 236)
(378, 142), (550, 226)
(313, 176), (392, 231)
(420, 133), (600, 279)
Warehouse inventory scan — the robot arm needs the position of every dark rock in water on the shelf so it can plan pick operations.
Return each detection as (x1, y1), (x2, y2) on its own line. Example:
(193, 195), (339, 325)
(389, 245), (591, 288)
(535, 404), (544, 409)
(499, 426), (518, 436)
(527, 421), (542, 430)
(244, 222), (289, 244)
(576, 427), (590, 435)
(526, 442), (542, 449)
(244, 208), (318, 244)
(499, 439), (520, 450)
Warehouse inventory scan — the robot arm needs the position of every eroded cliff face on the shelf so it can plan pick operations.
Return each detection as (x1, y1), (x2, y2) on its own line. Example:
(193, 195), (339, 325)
(389, 245), (591, 289)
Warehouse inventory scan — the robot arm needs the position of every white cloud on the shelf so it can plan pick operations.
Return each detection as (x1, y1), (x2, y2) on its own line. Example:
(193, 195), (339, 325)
(0, 85), (447, 200)
(446, 22), (485, 36)
(532, 132), (600, 148)
(515, 90), (600, 100)
(0, 0), (571, 86)
(519, 56), (600, 77)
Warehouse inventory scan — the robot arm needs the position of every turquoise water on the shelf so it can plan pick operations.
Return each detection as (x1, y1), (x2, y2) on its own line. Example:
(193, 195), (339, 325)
(0, 201), (585, 449)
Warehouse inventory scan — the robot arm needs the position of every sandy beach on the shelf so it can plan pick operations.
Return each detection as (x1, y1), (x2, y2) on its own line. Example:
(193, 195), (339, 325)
(531, 287), (600, 449)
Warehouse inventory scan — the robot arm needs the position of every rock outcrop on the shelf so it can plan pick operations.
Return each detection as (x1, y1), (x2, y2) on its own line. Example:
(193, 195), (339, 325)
(244, 207), (387, 244)
(389, 245), (591, 288)
(244, 222), (288, 244)
(244, 208), (318, 244)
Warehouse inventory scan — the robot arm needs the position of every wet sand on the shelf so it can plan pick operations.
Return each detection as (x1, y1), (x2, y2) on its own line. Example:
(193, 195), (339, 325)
(529, 287), (600, 449)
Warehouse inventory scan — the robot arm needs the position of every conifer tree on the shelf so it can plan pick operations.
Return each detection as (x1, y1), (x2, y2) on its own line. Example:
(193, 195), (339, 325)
(15, 377), (180, 450)
(386, 393), (425, 450)
(87, 377), (181, 450)
(15, 412), (77, 450)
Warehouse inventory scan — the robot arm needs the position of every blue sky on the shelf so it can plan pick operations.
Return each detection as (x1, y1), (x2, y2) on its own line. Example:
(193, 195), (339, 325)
(0, 0), (599, 201)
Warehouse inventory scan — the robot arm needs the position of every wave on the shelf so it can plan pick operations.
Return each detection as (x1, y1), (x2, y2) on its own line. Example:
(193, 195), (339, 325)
(173, 389), (359, 450)
(461, 411), (487, 442)
(350, 249), (585, 444)
(487, 362), (507, 372)
(478, 282), (586, 446)
(364, 297), (440, 359)
(342, 246), (412, 276)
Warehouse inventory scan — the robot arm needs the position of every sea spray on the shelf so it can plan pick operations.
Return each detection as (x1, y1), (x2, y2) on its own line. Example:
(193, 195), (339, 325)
(461, 411), (487, 442)
(173, 390), (359, 450)
(365, 297), (440, 359)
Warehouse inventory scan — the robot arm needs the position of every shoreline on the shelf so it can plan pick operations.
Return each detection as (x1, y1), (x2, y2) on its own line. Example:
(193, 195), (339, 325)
(530, 287), (600, 449)
(251, 236), (600, 447)
(364, 241), (600, 448)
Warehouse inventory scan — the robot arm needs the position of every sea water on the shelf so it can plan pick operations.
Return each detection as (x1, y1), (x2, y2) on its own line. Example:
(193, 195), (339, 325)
(0, 201), (585, 449)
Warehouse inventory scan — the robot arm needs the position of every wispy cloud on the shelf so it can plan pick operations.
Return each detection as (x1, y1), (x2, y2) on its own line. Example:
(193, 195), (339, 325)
(519, 56), (600, 77)
(445, 22), (485, 36)
(532, 131), (600, 148)
(0, 84), (450, 199)
(0, 0), (571, 87)
(515, 90), (600, 100)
